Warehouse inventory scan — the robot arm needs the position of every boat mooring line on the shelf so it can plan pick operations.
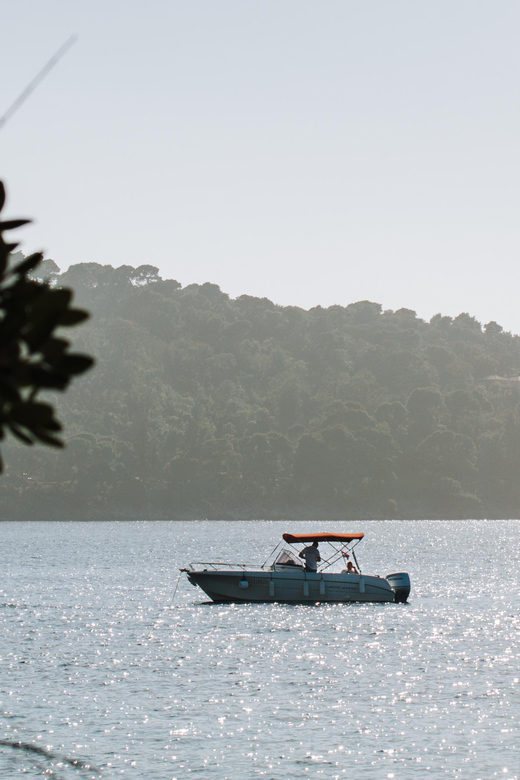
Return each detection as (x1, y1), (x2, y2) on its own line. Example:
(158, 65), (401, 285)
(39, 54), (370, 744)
(171, 571), (182, 603)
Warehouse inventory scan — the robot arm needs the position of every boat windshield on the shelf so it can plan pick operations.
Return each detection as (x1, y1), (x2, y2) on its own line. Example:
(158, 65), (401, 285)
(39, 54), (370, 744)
(273, 549), (302, 567)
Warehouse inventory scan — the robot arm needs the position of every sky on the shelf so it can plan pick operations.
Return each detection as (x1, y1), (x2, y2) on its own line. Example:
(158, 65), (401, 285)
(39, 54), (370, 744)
(2, 1), (520, 332)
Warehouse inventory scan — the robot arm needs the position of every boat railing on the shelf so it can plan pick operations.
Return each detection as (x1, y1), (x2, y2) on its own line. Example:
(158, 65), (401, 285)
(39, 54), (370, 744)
(187, 561), (266, 571)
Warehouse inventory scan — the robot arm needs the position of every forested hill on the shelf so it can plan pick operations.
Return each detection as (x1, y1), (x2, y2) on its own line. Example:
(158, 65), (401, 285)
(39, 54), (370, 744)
(3, 258), (520, 520)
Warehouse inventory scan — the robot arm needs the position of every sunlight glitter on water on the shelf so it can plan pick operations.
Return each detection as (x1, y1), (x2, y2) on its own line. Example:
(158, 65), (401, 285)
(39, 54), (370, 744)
(1, 519), (519, 779)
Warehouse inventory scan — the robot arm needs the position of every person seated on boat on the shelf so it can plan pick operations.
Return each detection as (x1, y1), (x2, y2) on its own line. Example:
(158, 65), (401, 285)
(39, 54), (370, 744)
(299, 541), (321, 572)
(343, 561), (359, 575)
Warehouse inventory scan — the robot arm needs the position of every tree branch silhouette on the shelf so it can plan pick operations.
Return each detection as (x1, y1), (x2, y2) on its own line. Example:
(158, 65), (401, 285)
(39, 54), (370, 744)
(0, 180), (94, 471)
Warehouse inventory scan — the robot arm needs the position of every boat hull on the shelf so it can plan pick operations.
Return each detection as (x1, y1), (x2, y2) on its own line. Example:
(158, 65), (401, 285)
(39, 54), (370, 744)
(187, 569), (403, 604)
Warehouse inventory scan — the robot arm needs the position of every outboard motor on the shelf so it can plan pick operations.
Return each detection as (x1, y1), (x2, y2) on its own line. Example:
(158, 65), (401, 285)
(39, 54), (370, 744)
(386, 572), (411, 603)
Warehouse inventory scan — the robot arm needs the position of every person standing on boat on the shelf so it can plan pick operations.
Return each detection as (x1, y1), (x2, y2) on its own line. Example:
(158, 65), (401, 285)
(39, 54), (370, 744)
(299, 541), (321, 572)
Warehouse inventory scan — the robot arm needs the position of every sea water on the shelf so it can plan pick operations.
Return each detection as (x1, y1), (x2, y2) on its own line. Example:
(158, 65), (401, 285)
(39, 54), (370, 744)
(0, 519), (519, 779)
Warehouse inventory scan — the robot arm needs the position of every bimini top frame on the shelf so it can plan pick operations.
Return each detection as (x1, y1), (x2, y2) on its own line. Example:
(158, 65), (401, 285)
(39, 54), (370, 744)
(277, 532), (365, 573)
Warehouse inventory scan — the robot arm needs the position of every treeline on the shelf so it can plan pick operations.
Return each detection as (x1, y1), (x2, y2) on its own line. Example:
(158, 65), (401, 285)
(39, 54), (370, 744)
(2, 257), (520, 520)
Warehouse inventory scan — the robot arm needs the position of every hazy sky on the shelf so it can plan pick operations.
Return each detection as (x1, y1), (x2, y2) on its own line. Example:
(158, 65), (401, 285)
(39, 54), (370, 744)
(2, 1), (520, 331)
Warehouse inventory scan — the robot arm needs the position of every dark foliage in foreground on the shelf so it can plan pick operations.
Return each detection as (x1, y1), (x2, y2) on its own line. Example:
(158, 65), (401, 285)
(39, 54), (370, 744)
(0, 182), (94, 471)
(2, 257), (520, 519)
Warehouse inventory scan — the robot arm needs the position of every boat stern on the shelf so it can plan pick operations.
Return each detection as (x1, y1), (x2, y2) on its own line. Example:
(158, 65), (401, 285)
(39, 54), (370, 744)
(386, 572), (411, 603)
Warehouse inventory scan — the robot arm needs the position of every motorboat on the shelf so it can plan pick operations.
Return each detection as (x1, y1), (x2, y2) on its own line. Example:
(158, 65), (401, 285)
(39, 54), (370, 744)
(182, 532), (410, 604)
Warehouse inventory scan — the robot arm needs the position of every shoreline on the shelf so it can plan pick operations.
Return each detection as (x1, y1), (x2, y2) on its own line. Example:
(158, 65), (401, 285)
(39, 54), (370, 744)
(1, 505), (518, 522)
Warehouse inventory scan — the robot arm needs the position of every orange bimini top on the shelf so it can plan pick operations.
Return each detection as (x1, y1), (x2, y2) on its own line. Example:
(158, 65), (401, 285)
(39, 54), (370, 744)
(282, 532), (364, 544)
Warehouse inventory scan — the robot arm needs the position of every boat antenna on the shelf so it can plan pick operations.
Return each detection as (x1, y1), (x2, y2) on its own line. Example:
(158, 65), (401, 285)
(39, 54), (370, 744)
(0, 35), (77, 131)
(351, 547), (361, 574)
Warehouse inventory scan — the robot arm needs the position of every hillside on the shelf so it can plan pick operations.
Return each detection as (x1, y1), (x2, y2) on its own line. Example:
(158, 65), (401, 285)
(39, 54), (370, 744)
(3, 259), (520, 520)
